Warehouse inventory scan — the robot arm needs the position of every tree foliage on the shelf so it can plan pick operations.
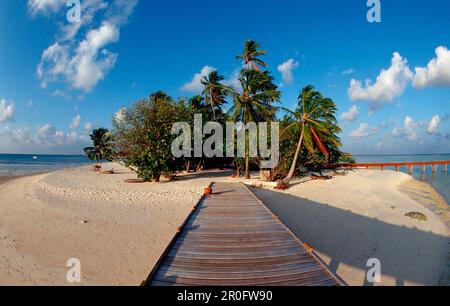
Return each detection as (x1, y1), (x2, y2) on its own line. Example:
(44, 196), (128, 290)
(83, 128), (114, 162)
(113, 92), (182, 182)
(108, 40), (351, 185)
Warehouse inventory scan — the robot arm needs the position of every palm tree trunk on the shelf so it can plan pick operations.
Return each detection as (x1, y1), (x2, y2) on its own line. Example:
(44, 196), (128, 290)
(245, 154), (250, 179)
(186, 160), (191, 173)
(245, 129), (250, 179)
(282, 130), (304, 185)
(210, 90), (216, 121)
(196, 159), (204, 172)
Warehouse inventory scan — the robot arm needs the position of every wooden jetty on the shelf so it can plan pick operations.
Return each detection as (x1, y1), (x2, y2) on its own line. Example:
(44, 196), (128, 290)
(144, 182), (343, 286)
(344, 160), (450, 174)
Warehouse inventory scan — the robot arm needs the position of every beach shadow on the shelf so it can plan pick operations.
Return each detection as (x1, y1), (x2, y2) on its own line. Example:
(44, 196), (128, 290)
(252, 188), (449, 286)
(174, 170), (234, 181)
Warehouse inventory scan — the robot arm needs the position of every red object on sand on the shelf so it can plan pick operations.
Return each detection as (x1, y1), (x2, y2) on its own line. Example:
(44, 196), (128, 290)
(204, 187), (213, 196)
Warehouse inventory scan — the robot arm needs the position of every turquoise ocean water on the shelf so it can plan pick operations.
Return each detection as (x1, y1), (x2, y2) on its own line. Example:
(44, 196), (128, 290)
(355, 154), (450, 204)
(0, 154), (93, 176)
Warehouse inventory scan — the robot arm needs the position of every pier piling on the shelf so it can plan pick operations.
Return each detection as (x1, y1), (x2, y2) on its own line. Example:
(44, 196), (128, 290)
(343, 160), (450, 175)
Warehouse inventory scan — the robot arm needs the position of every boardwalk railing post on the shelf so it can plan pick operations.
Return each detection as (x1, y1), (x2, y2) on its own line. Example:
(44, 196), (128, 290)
(408, 165), (413, 174)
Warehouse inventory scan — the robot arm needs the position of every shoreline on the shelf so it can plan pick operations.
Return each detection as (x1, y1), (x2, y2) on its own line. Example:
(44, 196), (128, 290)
(0, 164), (448, 286)
(398, 177), (450, 285)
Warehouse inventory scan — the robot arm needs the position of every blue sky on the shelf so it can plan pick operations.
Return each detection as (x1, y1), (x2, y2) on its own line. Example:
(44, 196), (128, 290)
(0, 0), (449, 154)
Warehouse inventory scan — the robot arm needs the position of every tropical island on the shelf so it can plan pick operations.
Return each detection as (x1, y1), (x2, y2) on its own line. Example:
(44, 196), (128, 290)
(0, 41), (449, 286)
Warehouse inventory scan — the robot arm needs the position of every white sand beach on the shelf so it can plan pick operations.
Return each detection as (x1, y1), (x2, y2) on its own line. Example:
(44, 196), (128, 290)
(0, 163), (448, 286)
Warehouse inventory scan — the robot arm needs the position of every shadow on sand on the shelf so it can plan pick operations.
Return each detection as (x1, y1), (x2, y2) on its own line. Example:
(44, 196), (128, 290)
(252, 187), (449, 286)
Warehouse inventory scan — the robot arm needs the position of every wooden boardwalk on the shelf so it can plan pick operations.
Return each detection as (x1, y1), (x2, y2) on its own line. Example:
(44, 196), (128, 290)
(145, 182), (343, 286)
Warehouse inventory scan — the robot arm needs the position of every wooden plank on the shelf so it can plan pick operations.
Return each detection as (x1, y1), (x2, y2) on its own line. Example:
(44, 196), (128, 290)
(145, 182), (344, 287)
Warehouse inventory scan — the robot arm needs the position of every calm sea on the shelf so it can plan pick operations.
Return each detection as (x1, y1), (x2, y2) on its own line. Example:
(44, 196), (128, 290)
(355, 154), (450, 204)
(0, 154), (93, 176)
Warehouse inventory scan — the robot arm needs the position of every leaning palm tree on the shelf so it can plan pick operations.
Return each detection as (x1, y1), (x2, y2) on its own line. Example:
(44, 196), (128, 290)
(236, 40), (268, 71)
(278, 85), (341, 187)
(229, 69), (281, 179)
(83, 128), (114, 162)
(201, 71), (229, 120)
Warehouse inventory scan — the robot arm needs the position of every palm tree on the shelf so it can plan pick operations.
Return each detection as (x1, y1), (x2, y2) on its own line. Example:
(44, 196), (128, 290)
(201, 71), (229, 120)
(236, 40), (268, 71)
(229, 69), (281, 179)
(83, 128), (114, 162)
(279, 85), (341, 187)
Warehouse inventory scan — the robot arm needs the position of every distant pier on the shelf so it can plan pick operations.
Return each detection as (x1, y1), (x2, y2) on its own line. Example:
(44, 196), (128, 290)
(335, 160), (450, 174)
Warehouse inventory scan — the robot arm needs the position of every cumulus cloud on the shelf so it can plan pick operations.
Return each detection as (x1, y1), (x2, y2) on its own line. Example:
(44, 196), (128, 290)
(223, 68), (241, 91)
(33, 0), (139, 92)
(114, 107), (127, 123)
(392, 116), (417, 141)
(37, 124), (57, 137)
(28, 0), (66, 16)
(58, 0), (109, 41)
(341, 105), (359, 122)
(0, 123), (90, 154)
(413, 46), (450, 88)
(38, 22), (119, 92)
(70, 115), (81, 129)
(277, 59), (299, 85)
(348, 52), (413, 111)
(350, 121), (387, 139)
(350, 123), (370, 138)
(0, 99), (15, 123)
(427, 115), (440, 135)
(180, 66), (216, 93)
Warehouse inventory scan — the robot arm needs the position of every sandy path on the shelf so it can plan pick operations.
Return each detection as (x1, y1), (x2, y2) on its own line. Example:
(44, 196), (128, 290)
(0, 163), (215, 285)
(252, 170), (449, 286)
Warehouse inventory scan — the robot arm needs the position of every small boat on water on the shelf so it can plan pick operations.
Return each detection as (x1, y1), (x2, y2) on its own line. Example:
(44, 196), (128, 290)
(32, 156), (38, 159)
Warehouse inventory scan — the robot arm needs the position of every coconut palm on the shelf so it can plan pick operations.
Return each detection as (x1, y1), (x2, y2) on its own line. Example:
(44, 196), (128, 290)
(279, 85), (341, 187)
(236, 40), (268, 71)
(229, 69), (281, 179)
(201, 71), (229, 120)
(83, 128), (114, 162)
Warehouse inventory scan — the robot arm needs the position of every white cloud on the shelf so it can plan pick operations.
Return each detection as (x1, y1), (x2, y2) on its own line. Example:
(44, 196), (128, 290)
(83, 122), (93, 133)
(70, 115), (81, 129)
(277, 59), (299, 85)
(58, 0), (109, 41)
(114, 108), (127, 123)
(224, 68), (241, 91)
(348, 52), (413, 110)
(0, 124), (90, 154)
(27, 0), (66, 16)
(350, 123), (370, 138)
(413, 46), (450, 88)
(341, 105), (359, 122)
(38, 22), (119, 92)
(37, 124), (57, 137)
(0, 99), (15, 123)
(392, 116), (417, 141)
(180, 66), (216, 93)
(34, 0), (139, 92)
(350, 121), (386, 139)
(342, 68), (354, 75)
(427, 115), (440, 135)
